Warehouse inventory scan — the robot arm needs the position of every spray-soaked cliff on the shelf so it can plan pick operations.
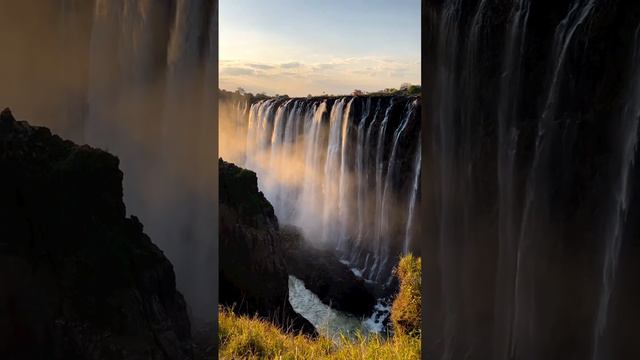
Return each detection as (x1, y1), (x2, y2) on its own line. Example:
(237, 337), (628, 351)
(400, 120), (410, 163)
(0, 0), (218, 323)
(424, 1), (640, 359)
(220, 93), (422, 288)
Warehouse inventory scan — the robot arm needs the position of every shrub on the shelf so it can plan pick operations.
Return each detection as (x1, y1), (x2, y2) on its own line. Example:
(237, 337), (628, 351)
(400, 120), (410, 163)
(391, 254), (422, 337)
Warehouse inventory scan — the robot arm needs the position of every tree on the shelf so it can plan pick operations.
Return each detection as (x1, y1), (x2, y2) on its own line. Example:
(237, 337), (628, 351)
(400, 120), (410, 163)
(235, 87), (245, 95)
(352, 89), (364, 96)
(407, 85), (421, 96)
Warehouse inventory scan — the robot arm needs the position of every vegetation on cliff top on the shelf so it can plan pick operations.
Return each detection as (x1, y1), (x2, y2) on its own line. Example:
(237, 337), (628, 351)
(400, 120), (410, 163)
(220, 82), (421, 100)
(218, 254), (422, 359)
(391, 254), (422, 337)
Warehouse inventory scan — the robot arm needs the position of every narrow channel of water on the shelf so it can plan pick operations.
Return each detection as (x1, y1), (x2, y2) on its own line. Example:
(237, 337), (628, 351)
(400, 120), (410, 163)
(288, 275), (391, 342)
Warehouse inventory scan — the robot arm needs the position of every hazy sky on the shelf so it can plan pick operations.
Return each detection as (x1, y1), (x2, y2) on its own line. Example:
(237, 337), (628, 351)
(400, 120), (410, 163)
(220, 0), (421, 97)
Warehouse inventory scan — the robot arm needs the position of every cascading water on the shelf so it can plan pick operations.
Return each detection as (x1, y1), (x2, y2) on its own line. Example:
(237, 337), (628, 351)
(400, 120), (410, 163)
(592, 25), (640, 360)
(425, 0), (640, 359)
(221, 95), (421, 287)
(404, 141), (422, 255)
(494, 0), (529, 358)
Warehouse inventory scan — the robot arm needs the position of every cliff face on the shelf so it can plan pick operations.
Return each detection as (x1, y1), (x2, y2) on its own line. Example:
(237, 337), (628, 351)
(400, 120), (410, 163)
(218, 159), (316, 336)
(424, 1), (640, 359)
(0, 109), (193, 360)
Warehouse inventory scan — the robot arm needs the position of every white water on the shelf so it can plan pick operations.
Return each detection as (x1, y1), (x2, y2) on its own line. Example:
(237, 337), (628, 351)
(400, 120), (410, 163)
(288, 275), (390, 341)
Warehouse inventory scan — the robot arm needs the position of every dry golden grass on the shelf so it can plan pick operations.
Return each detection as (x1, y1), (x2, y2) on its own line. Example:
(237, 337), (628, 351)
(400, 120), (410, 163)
(218, 308), (420, 359)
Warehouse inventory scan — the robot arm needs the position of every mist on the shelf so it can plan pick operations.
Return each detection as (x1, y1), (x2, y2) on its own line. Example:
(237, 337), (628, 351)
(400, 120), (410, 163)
(0, 0), (218, 324)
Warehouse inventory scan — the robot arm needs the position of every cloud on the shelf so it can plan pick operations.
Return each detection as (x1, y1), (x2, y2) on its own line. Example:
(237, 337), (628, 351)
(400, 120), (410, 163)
(221, 67), (255, 76)
(247, 63), (274, 70)
(280, 62), (301, 69)
(312, 63), (338, 71)
(219, 56), (420, 97)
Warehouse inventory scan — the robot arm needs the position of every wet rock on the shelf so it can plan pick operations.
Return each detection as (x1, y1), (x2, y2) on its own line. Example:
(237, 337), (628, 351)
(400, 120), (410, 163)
(281, 226), (376, 318)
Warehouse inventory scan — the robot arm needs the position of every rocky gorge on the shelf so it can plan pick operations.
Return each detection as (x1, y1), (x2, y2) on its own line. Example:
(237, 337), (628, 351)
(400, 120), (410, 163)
(218, 158), (378, 336)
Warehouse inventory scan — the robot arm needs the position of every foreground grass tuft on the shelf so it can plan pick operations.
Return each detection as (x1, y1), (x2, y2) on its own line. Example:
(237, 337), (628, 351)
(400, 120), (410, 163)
(391, 254), (422, 337)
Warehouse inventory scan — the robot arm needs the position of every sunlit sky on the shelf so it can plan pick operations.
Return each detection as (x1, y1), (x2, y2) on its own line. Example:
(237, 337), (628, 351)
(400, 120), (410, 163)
(220, 0), (421, 97)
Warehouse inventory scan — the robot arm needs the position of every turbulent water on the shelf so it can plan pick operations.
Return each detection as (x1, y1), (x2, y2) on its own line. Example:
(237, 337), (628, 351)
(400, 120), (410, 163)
(288, 276), (390, 340)
(425, 1), (640, 359)
(221, 95), (421, 285)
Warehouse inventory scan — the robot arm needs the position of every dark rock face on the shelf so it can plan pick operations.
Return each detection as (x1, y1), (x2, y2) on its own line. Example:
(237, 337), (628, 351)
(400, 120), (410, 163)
(281, 226), (376, 318)
(218, 159), (316, 336)
(0, 109), (193, 360)
(424, 1), (640, 360)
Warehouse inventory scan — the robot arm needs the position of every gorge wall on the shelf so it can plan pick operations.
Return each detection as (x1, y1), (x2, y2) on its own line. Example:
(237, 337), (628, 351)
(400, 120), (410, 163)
(0, 0), (218, 322)
(220, 93), (422, 287)
(218, 159), (316, 336)
(424, 0), (640, 359)
(0, 110), (193, 359)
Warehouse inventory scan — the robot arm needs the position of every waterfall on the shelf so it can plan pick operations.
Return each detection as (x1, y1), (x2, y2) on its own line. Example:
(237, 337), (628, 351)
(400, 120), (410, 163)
(431, 1), (463, 357)
(494, 0), (530, 358)
(592, 25), (640, 360)
(224, 96), (421, 284)
(356, 98), (372, 249)
(337, 99), (355, 252)
(404, 140), (422, 255)
(426, 0), (640, 358)
(84, 0), (217, 322)
(322, 98), (346, 246)
(509, 2), (598, 355)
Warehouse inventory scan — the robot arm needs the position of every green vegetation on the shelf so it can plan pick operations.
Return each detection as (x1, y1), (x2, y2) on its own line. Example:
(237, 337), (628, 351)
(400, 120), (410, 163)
(390, 254), (422, 336)
(366, 83), (422, 97)
(218, 254), (422, 359)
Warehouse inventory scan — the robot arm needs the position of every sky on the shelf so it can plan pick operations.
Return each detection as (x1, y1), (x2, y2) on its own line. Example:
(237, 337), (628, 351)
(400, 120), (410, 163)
(219, 0), (421, 97)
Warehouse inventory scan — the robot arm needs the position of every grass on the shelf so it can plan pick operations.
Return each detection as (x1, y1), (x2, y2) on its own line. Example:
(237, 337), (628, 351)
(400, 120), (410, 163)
(218, 254), (422, 359)
(390, 254), (422, 337)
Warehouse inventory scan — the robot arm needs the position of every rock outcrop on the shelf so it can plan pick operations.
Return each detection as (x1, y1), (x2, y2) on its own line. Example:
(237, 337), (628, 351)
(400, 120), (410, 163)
(0, 108), (193, 360)
(281, 226), (376, 318)
(218, 159), (316, 336)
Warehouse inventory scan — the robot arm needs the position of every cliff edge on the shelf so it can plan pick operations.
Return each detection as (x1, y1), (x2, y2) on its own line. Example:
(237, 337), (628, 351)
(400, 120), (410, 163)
(0, 108), (193, 360)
